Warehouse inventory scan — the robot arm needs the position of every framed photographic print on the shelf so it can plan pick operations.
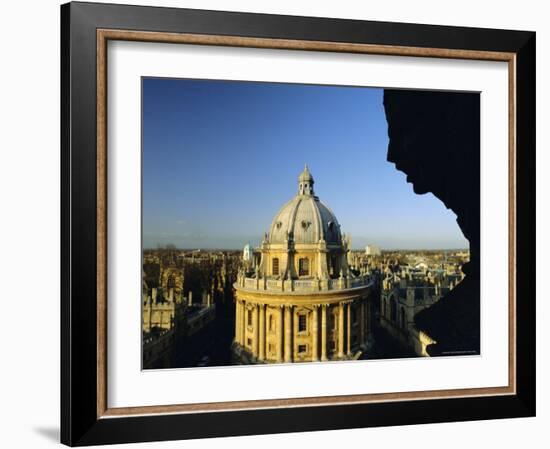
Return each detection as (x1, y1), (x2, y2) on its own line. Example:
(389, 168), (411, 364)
(60, 1), (536, 446)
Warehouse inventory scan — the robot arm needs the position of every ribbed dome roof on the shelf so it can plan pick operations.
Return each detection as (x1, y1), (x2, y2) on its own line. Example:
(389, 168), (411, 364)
(268, 167), (342, 245)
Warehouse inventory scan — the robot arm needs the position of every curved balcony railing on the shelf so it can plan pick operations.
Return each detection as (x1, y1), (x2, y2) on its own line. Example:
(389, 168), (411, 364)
(237, 274), (373, 293)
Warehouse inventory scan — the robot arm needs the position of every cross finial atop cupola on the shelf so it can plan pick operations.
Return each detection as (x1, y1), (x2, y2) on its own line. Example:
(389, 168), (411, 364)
(298, 164), (315, 196)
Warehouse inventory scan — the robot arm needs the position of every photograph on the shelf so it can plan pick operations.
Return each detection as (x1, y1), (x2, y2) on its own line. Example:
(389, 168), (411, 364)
(141, 78), (480, 369)
(55, 1), (536, 445)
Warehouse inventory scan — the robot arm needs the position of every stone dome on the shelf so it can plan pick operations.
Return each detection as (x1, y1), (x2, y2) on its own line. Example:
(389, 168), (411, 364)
(268, 166), (342, 245)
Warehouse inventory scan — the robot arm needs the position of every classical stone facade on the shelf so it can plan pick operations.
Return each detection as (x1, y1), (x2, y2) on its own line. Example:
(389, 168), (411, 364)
(233, 167), (373, 363)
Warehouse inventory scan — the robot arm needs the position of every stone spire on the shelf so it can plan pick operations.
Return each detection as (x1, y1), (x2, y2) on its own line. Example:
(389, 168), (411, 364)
(298, 164), (314, 196)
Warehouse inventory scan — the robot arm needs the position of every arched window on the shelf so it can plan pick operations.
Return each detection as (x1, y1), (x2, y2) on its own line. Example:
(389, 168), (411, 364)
(247, 309), (252, 326)
(272, 258), (279, 276)
(298, 258), (309, 276)
(269, 315), (274, 331)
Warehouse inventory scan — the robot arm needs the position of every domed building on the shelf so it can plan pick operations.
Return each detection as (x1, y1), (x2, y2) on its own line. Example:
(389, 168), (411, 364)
(233, 166), (373, 363)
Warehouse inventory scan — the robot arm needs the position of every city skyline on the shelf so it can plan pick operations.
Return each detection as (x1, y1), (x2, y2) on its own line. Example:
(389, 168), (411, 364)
(143, 78), (469, 251)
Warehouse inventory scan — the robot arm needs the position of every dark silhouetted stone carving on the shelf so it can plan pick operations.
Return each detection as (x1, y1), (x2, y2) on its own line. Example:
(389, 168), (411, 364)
(383, 89), (480, 356)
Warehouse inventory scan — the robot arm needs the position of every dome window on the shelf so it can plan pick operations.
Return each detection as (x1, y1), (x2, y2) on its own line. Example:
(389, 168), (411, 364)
(298, 258), (310, 276)
(272, 258), (280, 276)
(301, 220), (311, 230)
(276, 221), (282, 230)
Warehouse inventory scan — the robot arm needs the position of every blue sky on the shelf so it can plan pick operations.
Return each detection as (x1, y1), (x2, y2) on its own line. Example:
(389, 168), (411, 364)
(142, 78), (468, 250)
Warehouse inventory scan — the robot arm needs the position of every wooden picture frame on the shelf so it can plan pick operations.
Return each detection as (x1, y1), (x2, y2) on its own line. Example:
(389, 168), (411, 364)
(61, 1), (535, 446)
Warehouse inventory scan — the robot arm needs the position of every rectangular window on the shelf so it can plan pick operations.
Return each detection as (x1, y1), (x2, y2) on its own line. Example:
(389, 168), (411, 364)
(352, 308), (357, 324)
(298, 344), (307, 354)
(268, 343), (273, 353)
(272, 258), (279, 276)
(247, 338), (252, 347)
(298, 314), (307, 332)
(247, 310), (252, 326)
(269, 315), (275, 331)
(298, 258), (309, 276)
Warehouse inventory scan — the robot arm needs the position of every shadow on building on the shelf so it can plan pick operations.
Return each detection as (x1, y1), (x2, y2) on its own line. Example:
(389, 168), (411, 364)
(383, 89), (480, 356)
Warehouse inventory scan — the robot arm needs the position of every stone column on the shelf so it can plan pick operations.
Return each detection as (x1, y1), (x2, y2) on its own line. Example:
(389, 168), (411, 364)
(241, 302), (247, 346)
(240, 301), (245, 344)
(321, 305), (328, 361)
(241, 301), (246, 344)
(346, 302), (352, 356)
(312, 306), (319, 361)
(284, 306), (293, 363)
(253, 304), (259, 358)
(278, 306), (284, 362)
(252, 304), (260, 358)
(235, 300), (240, 343)
(259, 304), (266, 361)
(338, 302), (345, 358)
